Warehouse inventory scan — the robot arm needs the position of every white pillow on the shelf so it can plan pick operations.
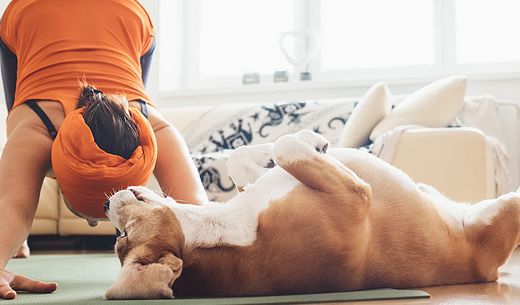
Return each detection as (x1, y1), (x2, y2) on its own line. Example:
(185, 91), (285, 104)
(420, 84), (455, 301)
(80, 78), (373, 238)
(338, 82), (392, 148)
(370, 76), (467, 140)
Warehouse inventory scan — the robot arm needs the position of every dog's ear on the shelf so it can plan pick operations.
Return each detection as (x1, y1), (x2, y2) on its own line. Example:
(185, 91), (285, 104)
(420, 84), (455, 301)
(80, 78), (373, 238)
(157, 252), (183, 285)
(137, 241), (183, 287)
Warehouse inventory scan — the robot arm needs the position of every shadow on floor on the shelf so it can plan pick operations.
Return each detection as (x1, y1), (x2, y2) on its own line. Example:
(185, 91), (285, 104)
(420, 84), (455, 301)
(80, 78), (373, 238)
(28, 235), (117, 253)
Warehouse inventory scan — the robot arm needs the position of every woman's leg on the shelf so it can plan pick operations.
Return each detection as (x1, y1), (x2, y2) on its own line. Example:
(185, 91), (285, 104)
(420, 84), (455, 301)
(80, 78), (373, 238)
(0, 106), (54, 265)
(0, 105), (61, 299)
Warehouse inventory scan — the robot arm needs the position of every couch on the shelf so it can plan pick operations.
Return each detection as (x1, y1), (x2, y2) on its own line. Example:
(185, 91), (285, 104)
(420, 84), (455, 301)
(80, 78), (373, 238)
(28, 96), (520, 236)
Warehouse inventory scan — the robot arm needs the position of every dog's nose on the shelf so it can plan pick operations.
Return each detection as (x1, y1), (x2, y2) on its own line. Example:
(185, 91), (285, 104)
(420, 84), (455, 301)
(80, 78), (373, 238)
(104, 200), (110, 213)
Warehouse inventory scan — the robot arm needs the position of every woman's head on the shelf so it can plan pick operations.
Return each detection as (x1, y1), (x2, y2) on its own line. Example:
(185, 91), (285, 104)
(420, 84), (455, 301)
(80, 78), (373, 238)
(77, 84), (139, 159)
(51, 84), (158, 221)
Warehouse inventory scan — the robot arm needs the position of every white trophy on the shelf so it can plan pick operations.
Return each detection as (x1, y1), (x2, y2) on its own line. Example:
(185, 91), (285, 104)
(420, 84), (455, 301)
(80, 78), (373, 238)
(279, 29), (319, 81)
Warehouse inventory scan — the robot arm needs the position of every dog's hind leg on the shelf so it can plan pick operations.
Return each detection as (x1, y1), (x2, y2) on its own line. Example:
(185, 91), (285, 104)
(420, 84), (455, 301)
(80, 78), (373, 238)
(464, 192), (520, 281)
(273, 130), (371, 220)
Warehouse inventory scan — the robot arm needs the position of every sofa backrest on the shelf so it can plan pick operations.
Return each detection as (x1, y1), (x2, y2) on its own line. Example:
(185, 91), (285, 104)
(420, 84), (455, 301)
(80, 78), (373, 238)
(160, 96), (520, 189)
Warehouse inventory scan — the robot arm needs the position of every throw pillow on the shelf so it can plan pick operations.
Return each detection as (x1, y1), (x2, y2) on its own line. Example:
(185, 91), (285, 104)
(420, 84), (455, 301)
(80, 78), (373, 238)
(338, 82), (392, 148)
(370, 76), (467, 140)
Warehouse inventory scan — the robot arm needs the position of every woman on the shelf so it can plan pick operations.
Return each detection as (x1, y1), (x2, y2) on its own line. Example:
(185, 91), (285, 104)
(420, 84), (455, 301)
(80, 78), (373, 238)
(0, 0), (207, 299)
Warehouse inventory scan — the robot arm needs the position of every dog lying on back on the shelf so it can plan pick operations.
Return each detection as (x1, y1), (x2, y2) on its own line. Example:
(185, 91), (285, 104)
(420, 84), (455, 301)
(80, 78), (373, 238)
(104, 130), (520, 299)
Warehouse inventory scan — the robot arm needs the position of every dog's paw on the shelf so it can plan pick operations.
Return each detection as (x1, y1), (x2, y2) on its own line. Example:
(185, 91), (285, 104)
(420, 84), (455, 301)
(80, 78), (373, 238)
(228, 143), (274, 170)
(127, 186), (165, 205)
(104, 286), (173, 300)
(293, 129), (329, 153)
(105, 263), (175, 300)
(227, 143), (275, 189)
(273, 130), (330, 165)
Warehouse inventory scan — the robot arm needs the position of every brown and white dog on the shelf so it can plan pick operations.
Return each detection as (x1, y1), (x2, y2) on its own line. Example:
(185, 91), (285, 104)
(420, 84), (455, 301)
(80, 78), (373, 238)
(104, 130), (520, 299)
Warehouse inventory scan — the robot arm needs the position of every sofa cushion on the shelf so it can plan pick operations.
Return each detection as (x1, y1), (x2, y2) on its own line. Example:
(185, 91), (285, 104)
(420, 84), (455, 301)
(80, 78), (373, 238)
(34, 177), (60, 220)
(370, 76), (467, 140)
(338, 82), (392, 148)
(30, 177), (60, 235)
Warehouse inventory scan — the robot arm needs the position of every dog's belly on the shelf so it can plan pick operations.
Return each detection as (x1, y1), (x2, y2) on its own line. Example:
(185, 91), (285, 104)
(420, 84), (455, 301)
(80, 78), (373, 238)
(326, 149), (481, 287)
(246, 148), (475, 290)
(176, 191), (368, 296)
(328, 148), (421, 202)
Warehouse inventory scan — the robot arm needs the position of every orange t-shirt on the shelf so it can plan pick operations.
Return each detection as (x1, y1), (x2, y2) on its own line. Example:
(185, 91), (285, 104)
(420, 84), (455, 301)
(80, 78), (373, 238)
(0, 0), (154, 115)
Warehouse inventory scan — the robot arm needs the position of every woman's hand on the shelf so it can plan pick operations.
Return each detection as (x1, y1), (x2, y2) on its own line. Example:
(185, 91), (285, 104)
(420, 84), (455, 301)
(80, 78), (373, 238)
(0, 268), (57, 299)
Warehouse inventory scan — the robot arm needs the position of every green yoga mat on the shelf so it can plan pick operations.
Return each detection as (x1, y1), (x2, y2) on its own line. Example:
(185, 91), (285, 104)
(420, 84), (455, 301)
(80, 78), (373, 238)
(5, 254), (429, 304)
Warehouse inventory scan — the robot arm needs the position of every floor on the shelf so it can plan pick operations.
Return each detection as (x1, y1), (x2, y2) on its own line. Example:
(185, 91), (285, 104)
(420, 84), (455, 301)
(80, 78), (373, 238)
(338, 249), (520, 305)
(28, 246), (520, 305)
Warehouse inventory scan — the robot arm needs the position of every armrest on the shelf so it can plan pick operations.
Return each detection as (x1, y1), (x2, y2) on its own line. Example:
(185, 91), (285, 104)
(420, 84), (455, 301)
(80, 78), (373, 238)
(390, 127), (494, 203)
(496, 100), (520, 191)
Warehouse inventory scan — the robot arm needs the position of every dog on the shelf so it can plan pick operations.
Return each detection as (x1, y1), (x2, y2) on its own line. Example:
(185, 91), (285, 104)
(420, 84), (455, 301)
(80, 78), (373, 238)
(104, 130), (520, 299)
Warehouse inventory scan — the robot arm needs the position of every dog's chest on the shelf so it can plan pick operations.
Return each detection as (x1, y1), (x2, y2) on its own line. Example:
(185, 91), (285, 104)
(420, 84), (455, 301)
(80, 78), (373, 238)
(173, 167), (300, 249)
(215, 168), (300, 246)
(239, 167), (299, 211)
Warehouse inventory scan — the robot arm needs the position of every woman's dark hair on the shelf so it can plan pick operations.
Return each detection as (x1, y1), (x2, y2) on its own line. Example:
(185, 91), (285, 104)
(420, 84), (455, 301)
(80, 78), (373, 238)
(76, 84), (140, 159)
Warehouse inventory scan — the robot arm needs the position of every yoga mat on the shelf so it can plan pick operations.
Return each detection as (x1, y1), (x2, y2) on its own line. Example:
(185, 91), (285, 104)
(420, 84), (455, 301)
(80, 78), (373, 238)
(5, 254), (429, 304)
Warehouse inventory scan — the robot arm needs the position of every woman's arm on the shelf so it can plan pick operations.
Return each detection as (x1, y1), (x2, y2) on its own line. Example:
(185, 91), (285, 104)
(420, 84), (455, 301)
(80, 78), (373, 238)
(0, 106), (58, 298)
(132, 103), (208, 205)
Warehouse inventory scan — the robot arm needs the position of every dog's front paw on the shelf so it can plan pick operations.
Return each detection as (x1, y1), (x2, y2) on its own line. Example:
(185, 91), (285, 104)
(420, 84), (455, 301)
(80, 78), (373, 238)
(105, 263), (175, 300)
(127, 186), (165, 205)
(293, 129), (329, 153)
(273, 130), (330, 165)
(105, 285), (173, 300)
(227, 143), (275, 189)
